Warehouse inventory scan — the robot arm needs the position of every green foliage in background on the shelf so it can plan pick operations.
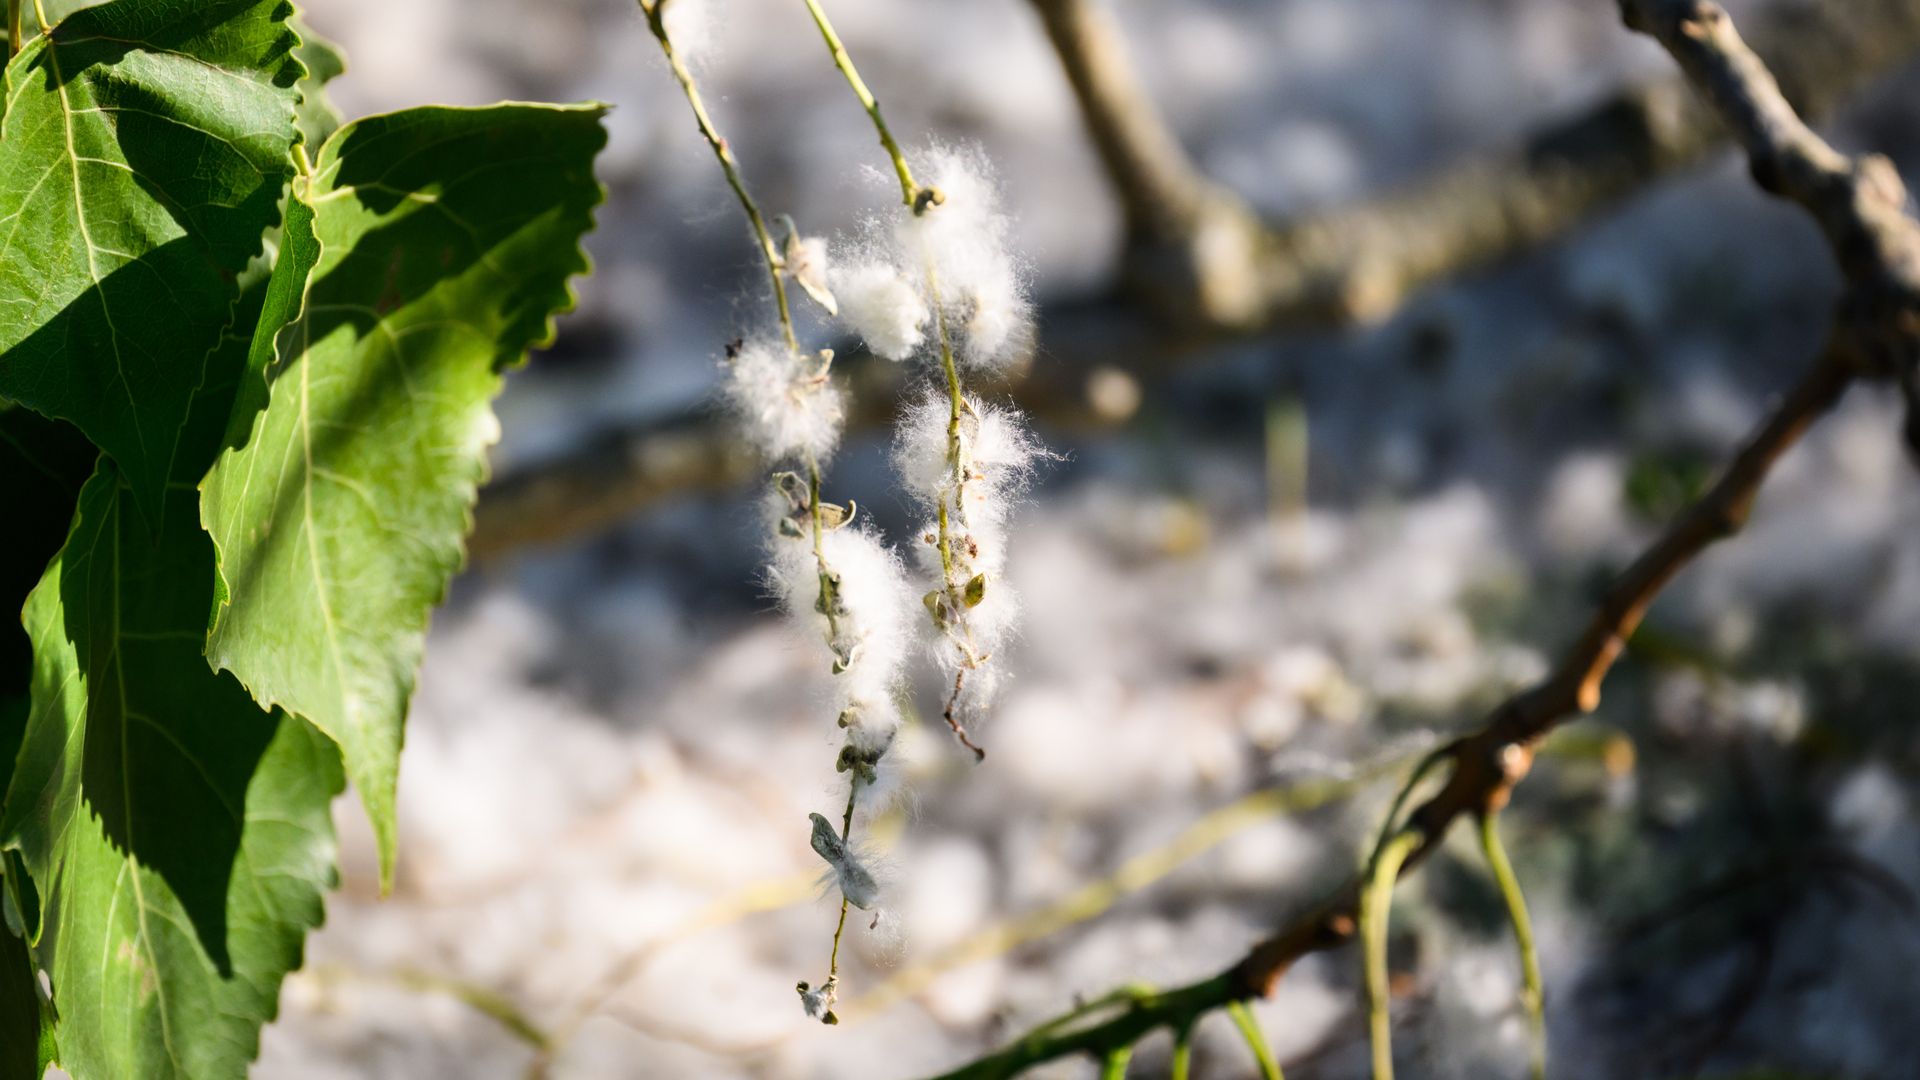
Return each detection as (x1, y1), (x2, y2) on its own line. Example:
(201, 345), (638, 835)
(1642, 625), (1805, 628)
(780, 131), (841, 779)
(0, 2), (607, 1075)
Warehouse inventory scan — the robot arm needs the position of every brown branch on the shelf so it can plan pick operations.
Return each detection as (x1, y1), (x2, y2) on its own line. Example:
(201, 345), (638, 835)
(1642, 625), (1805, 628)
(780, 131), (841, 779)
(1027, 0), (1269, 328)
(1236, 338), (1855, 987)
(1620, 0), (1920, 354)
(928, 321), (1861, 1080)
(1027, 0), (1212, 246)
(927, 2), (1920, 1075)
(470, 411), (757, 561)
(1032, 0), (1920, 330)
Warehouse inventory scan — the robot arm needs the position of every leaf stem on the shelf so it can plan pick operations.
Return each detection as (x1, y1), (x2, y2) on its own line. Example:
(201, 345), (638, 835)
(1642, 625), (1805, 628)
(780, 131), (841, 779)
(638, 0), (797, 352)
(1098, 1045), (1132, 1080)
(1361, 829), (1421, 1080)
(1169, 1024), (1193, 1080)
(1479, 811), (1545, 1080)
(1226, 999), (1284, 1080)
(1368, 746), (1449, 863)
(795, 0), (919, 206)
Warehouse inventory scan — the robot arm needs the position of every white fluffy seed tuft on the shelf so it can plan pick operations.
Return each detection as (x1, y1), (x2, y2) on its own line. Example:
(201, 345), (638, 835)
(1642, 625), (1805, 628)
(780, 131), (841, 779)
(893, 392), (1045, 518)
(765, 511), (915, 810)
(825, 527), (914, 702)
(660, 0), (719, 66)
(722, 339), (844, 464)
(891, 390), (1046, 729)
(834, 260), (928, 360)
(786, 232), (838, 316)
(899, 146), (1034, 372)
(891, 393), (954, 501)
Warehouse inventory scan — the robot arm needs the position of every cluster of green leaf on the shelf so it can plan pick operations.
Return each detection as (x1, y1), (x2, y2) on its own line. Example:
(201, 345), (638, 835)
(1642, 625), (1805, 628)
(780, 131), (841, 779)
(0, 2), (607, 1076)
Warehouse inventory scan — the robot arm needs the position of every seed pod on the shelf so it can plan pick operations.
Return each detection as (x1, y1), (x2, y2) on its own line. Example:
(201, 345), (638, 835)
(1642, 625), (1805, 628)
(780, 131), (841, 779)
(963, 572), (987, 608)
(780, 218), (839, 317)
(808, 812), (880, 909)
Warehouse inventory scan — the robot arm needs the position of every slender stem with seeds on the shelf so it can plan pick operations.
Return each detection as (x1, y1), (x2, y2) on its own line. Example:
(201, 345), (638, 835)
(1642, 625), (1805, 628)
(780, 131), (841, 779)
(641, 0), (842, 666)
(791, 0), (989, 757)
(925, 244), (987, 758)
(641, 0), (878, 1022)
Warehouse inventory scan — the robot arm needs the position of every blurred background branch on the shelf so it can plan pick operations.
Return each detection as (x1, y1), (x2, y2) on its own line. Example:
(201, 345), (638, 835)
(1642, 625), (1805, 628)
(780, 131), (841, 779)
(471, 0), (1920, 562)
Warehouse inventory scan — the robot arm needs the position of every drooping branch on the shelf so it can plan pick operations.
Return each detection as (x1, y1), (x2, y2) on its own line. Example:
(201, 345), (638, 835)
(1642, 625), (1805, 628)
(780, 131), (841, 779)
(925, 1), (1920, 1074)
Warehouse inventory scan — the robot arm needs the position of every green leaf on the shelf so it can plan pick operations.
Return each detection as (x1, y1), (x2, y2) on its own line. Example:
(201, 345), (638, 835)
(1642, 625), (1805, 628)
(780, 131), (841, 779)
(1, 863), (54, 1080)
(0, 407), (95, 801)
(0, 0), (302, 527)
(171, 247), (275, 493)
(170, 186), (319, 493)
(226, 189), (320, 460)
(291, 13), (345, 151)
(201, 103), (608, 886)
(1, 464), (342, 1080)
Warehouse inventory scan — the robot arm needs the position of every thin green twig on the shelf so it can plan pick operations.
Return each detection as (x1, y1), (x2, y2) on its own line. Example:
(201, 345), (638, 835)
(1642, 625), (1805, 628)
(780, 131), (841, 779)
(1361, 829), (1422, 1080)
(1479, 811), (1546, 1080)
(1226, 999), (1284, 1080)
(1023, 984), (1153, 1039)
(1170, 1023), (1194, 1080)
(1369, 745), (1450, 863)
(928, 976), (1233, 1080)
(796, 0), (919, 206)
(308, 967), (551, 1052)
(1099, 1045), (1132, 1080)
(638, 0), (797, 351)
(1346, 739), (1454, 1078)
(824, 779), (860, 990)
